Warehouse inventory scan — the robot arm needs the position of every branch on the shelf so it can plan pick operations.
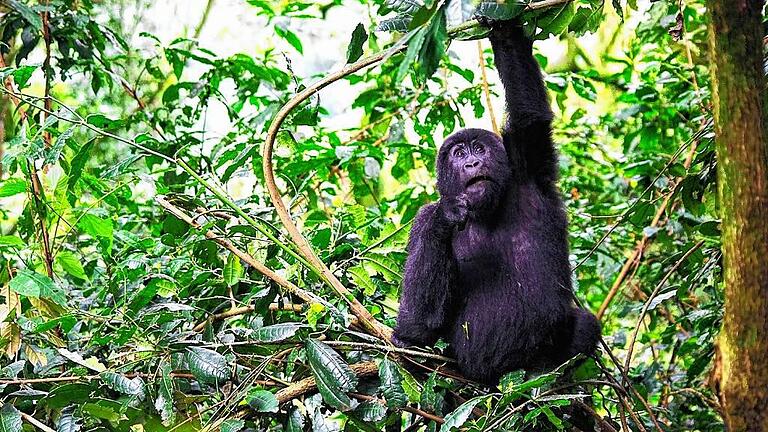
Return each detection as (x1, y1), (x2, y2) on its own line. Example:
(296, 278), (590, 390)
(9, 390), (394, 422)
(0, 56), (54, 278)
(573, 400), (618, 432)
(477, 40), (499, 135)
(261, 0), (572, 342)
(274, 361), (379, 403)
(20, 412), (55, 432)
(155, 196), (338, 329)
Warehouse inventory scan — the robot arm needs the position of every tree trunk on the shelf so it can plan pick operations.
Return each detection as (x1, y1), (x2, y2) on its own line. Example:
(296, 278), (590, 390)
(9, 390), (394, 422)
(706, 1), (768, 430)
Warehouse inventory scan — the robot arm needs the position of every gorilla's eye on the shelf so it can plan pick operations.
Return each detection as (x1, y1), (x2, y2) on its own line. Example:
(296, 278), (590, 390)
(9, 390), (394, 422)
(474, 143), (485, 154)
(453, 147), (467, 158)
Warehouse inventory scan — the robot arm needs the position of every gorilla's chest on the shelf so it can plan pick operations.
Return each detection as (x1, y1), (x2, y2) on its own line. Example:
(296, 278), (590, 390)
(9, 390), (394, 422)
(451, 223), (513, 277)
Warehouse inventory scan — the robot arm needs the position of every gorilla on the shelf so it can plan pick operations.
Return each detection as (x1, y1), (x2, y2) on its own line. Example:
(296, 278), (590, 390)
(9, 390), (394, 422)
(392, 21), (601, 385)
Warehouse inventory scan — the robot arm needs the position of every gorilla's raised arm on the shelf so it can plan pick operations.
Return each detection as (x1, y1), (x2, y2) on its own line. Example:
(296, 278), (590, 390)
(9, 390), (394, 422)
(392, 202), (462, 347)
(488, 24), (558, 187)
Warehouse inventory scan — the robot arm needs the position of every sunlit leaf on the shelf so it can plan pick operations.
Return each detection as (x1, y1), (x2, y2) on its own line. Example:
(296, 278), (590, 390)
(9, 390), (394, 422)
(9, 270), (66, 306)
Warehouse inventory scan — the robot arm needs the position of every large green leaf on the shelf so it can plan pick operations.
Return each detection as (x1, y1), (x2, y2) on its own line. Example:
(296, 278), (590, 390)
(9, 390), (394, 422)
(155, 363), (175, 426)
(9, 270), (67, 306)
(378, 358), (407, 408)
(56, 251), (88, 280)
(56, 407), (81, 432)
(0, 404), (21, 432)
(100, 372), (145, 398)
(8, 0), (42, 31)
(186, 347), (230, 385)
(348, 265), (376, 296)
(352, 400), (387, 422)
(305, 339), (358, 411)
(474, 0), (525, 20)
(221, 419), (245, 432)
(346, 23), (368, 63)
(77, 214), (113, 240)
(223, 253), (243, 286)
(252, 323), (301, 342)
(0, 178), (27, 198)
(442, 396), (487, 431)
(246, 389), (279, 413)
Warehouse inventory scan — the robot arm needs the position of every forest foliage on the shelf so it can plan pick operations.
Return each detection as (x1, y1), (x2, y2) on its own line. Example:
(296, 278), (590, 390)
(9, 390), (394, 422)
(0, 0), (727, 430)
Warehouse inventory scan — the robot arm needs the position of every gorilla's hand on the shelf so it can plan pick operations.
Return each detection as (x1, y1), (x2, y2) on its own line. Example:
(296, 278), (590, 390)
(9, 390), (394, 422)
(438, 194), (469, 231)
(391, 334), (410, 348)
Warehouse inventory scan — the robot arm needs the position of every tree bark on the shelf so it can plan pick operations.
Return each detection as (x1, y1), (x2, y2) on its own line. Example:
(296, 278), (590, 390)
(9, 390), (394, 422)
(706, 1), (768, 430)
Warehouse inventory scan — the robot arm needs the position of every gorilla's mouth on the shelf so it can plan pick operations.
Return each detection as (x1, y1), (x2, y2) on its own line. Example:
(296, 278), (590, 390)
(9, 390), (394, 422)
(466, 176), (495, 188)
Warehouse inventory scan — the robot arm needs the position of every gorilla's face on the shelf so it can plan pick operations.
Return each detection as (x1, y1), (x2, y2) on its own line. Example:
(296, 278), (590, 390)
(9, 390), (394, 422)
(437, 129), (510, 217)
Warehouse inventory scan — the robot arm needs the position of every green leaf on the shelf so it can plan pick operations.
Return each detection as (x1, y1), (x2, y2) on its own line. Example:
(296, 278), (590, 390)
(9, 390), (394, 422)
(221, 419), (245, 432)
(8, 0), (42, 31)
(346, 23), (368, 63)
(186, 347), (230, 385)
(474, 0), (525, 20)
(9, 270), (66, 306)
(442, 396), (487, 431)
(612, 0), (623, 17)
(378, 358), (407, 408)
(155, 363), (175, 426)
(223, 253), (243, 286)
(67, 140), (95, 192)
(396, 28), (427, 83)
(275, 25), (303, 53)
(536, 1), (577, 38)
(420, 372), (441, 412)
(0, 236), (24, 248)
(377, 14), (412, 32)
(252, 323), (301, 342)
(77, 214), (113, 240)
(348, 265), (376, 296)
(363, 254), (401, 283)
(247, 389), (279, 413)
(56, 406), (81, 432)
(285, 408), (305, 432)
(352, 400), (387, 422)
(0, 178), (27, 198)
(398, 367), (422, 402)
(386, 0), (423, 14)
(10, 65), (37, 90)
(85, 114), (121, 129)
(0, 404), (22, 432)
(100, 372), (145, 398)
(416, 6), (447, 81)
(56, 251), (88, 280)
(306, 339), (358, 411)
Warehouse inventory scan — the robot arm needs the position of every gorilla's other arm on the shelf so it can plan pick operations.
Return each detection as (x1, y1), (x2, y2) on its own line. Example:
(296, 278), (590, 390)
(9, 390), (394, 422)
(488, 24), (558, 186)
(393, 199), (464, 347)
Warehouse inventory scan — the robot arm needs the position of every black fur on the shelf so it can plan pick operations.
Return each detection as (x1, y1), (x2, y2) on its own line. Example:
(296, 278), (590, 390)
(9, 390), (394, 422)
(393, 23), (600, 384)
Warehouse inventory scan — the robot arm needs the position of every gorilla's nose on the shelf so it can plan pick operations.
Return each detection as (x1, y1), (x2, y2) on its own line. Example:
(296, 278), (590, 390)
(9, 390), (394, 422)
(464, 158), (481, 171)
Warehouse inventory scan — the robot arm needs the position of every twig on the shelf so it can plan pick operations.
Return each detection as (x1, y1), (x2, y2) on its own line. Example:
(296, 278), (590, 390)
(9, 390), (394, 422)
(573, 400), (618, 432)
(20, 412), (56, 432)
(0, 56), (54, 277)
(477, 40), (499, 135)
(322, 340), (455, 363)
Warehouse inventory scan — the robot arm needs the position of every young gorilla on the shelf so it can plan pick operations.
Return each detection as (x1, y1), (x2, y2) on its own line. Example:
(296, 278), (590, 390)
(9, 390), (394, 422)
(392, 21), (601, 385)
